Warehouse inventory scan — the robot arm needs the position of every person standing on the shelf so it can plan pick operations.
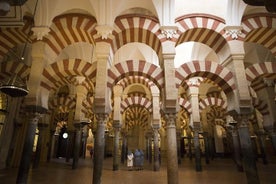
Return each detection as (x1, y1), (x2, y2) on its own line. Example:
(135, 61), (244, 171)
(127, 151), (134, 170)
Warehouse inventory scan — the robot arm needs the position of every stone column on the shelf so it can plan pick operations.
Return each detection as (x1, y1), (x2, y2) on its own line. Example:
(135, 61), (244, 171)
(193, 124), (202, 172)
(238, 115), (260, 184)
(165, 113), (178, 184)
(257, 79), (276, 152)
(187, 79), (202, 171)
(187, 132), (193, 160)
(93, 113), (108, 184)
(120, 130), (127, 164)
(72, 123), (82, 170)
(203, 132), (210, 164)
(145, 131), (153, 163)
(176, 129), (182, 164)
(0, 97), (22, 169)
(16, 113), (41, 184)
(153, 127), (160, 171)
(113, 121), (121, 171)
(32, 122), (48, 169)
(231, 128), (243, 171)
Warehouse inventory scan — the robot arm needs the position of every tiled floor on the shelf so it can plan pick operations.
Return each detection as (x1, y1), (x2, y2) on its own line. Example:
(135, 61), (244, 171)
(1, 156), (276, 184)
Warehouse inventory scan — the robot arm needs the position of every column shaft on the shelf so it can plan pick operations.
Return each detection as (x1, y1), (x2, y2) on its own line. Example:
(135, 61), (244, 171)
(72, 126), (82, 169)
(113, 126), (120, 171)
(166, 114), (178, 184)
(16, 115), (40, 184)
(194, 130), (202, 171)
(238, 124), (260, 184)
(153, 128), (160, 171)
(93, 114), (107, 184)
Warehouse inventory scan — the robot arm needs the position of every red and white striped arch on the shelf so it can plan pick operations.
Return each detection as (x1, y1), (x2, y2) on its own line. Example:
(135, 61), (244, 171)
(107, 60), (164, 90)
(252, 97), (269, 116)
(41, 59), (97, 92)
(175, 60), (236, 94)
(0, 61), (30, 80)
(48, 96), (76, 112)
(242, 14), (276, 55)
(176, 14), (226, 34)
(43, 14), (97, 58)
(111, 15), (163, 56)
(245, 62), (276, 91)
(117, 76), (153, 90)
(121, 96), (152, 113)
(0, 17), (32, 60)
(175, 14), (228, 54)
(199, 97), (227, 112)
(178, 97), (192, 114)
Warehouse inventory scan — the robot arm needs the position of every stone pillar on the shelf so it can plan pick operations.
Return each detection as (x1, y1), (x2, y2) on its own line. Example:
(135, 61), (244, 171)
(231, 128), (243, 171)
(82, 126), (88, 159)
(120, 130), (127, 164)
(153, 127), (160, 171)
(187, 132), (193, 160)
(193, 124), (202, 172)
(0, 97), (22, 169)
(113, 121), (121, 171)
(257, 79), (276, 152)
(165, 113), (178, 184)
(238, 115), (260, 184)
(187, 79), (202, 171)
(145, 131), (153, 164)
(203, 132), (210, 164)
(176, 129), (182, 164)
(93, 113), (108, 184)
(72, 123), (82, 170)
(16, 113), (41, 184)
(32, 123), (48, 169)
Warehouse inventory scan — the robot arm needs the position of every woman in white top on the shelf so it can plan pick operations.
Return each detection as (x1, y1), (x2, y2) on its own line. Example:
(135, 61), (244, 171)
(127, 151), (134, 170)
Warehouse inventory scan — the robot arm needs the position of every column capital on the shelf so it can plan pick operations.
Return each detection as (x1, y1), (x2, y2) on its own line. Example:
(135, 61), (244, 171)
(164, 113), (176, 128)
(160, 26), (178, 40)
(32, 26), (50, 40)
(224, 26), (243, 40)
(96, 25), (113, 40)
(263, 78), (275, 87)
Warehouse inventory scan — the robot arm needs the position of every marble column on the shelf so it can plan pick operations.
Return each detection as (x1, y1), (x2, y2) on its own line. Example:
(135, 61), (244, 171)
(120, 131), (127, 164)
(32, 123), (48, 169)
(113, 121), (121, 171)
(153, 127), (160, 171)
(231, 128), (243, 171)
(176, 129), (182, 164)
(238, 116), (260, 184)
(193, 125), (202, 172)
(72, 123), (82, 170)
(187, 133), (193, 160)
(165, 113), (178, 184)
(93, 113), (108, 184)
(203, 132), (210, 164)
(16, 113), (41, 184)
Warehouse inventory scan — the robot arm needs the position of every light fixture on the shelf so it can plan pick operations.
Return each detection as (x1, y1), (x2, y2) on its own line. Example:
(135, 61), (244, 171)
(62, 132), (68, 139)
(0, 74), (29, 97)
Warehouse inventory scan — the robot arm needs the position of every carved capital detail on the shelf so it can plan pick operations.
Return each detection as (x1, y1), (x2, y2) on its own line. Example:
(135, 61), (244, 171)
(164, 113), (176, 128)
(96, 25), (113, 39)
(160, 26), (178, 39)
(32, 26), (50, 40)
(224, 26), (243, 40)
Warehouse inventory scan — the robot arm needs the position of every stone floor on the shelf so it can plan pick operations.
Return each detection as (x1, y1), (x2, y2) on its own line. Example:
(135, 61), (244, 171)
(1, 156), (276, 184)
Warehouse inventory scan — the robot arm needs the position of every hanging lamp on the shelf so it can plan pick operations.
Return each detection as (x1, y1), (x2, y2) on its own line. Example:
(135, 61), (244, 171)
(0, 73), (29, 97)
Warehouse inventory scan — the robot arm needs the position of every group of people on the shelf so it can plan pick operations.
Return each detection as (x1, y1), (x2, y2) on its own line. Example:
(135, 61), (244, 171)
(127, 149), (144, 171)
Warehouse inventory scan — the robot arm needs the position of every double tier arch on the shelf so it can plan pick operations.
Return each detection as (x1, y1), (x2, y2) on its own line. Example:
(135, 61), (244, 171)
(107, 59), (164, 90)
(175, 60), (236, 94)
